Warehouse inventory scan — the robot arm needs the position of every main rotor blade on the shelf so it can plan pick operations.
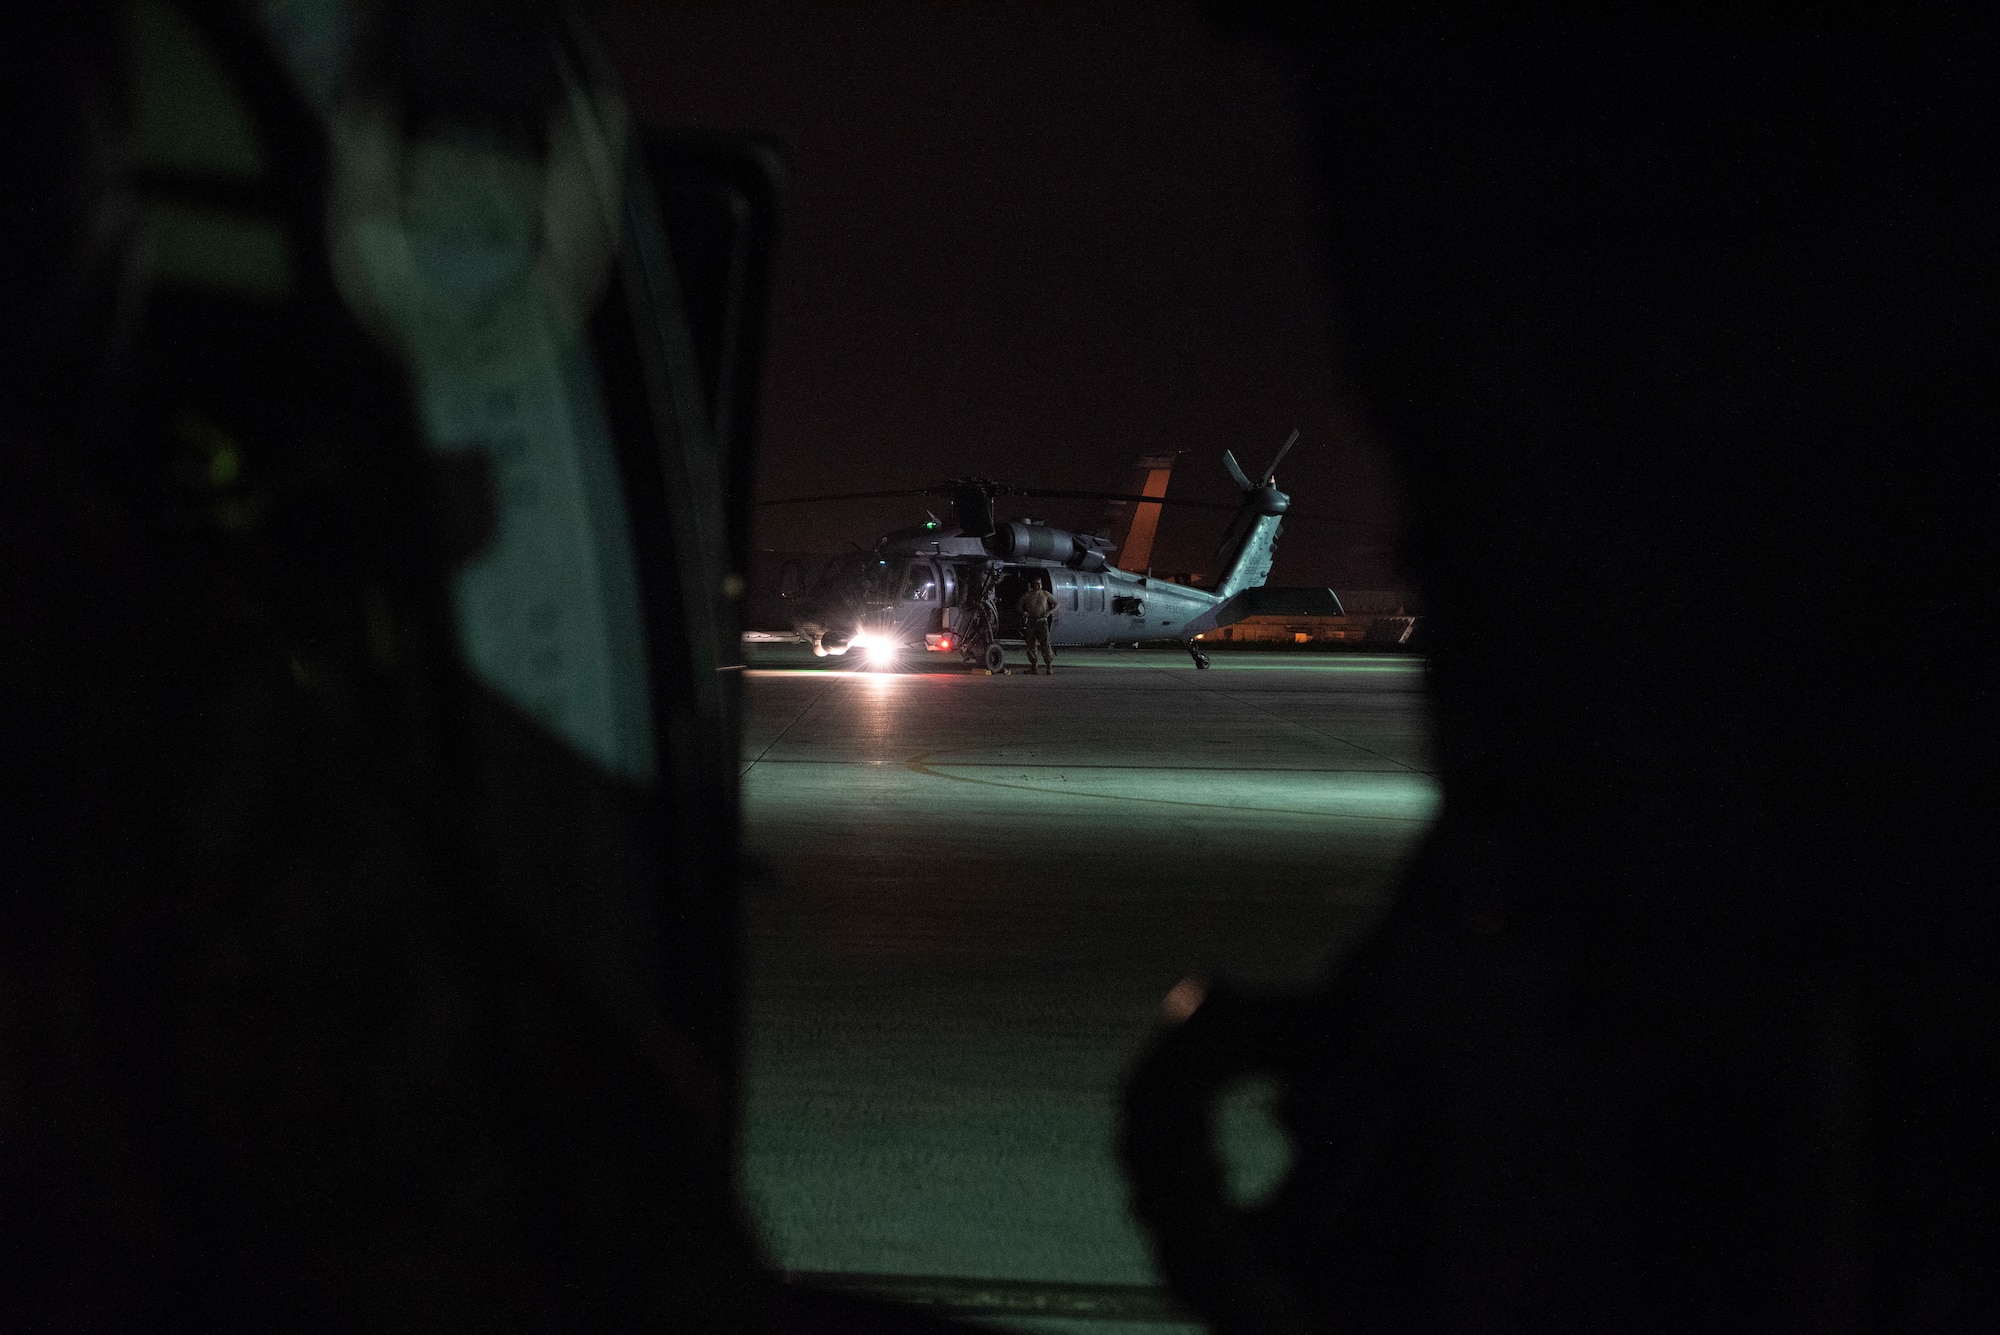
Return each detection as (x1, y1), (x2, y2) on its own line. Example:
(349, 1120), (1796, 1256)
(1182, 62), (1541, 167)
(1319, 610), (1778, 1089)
(755, 487), (936, 506)
(1003, 482), (1392, 528)
(755, 484), (1233, 510)
(1003, 486), (1236, 511)
(755, 480), (1392, 529)
(1018, 492), (1391, 527)
(1261, 428), (1300, 485)
(1278, 510), (1394, 530)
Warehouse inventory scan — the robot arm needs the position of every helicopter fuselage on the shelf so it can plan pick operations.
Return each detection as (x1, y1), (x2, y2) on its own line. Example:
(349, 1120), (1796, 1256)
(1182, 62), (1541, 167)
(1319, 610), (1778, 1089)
(789, 524), (1237, 662)
(776, 445), (1319, 669)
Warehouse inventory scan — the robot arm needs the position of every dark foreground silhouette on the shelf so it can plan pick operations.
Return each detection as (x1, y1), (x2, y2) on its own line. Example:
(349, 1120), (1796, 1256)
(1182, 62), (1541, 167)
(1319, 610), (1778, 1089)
(1123, 8), (1994, 1333)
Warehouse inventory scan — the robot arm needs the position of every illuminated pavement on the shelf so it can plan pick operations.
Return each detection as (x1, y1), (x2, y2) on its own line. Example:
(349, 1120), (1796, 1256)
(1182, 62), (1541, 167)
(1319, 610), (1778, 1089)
(739, 646), (1436, 1329)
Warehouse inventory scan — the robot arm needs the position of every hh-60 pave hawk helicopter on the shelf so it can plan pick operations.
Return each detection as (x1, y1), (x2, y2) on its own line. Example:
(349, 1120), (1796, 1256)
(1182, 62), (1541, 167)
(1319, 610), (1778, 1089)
(760, 431), (1345, 671)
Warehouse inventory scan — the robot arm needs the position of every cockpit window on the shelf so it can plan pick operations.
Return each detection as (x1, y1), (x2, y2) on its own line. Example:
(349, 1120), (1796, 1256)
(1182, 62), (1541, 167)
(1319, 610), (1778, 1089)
(899, 563), (937, 601)
(863, 561), (898, 597)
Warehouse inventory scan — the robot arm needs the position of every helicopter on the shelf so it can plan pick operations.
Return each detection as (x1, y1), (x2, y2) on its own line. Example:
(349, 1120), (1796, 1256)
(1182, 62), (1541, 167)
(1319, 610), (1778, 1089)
(760, 431), (1345, 671)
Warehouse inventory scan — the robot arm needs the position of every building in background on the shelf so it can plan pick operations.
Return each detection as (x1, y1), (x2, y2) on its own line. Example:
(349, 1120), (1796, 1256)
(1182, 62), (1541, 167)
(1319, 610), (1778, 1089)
(1198, 589), (1419, 647)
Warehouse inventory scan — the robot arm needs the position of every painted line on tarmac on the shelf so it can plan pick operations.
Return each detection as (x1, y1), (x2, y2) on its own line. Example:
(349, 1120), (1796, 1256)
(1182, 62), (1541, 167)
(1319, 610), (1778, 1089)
(1211, 687), (1431, 775)
(1193, 658), (1423, 671)
(742, 680), (840, 776)
(1114, 655), (1429, 767)
(1132, 657), (1424, 674)
(745, 656), (1424, 678)
(755, 758), (1414, 774)
(905, 752), (1437, 822)
(782, 1271), (1190, 1321)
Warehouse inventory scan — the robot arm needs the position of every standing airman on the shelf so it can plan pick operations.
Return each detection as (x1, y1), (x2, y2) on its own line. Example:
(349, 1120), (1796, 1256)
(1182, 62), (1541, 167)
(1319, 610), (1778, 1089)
(1018, 582), (1059, 674)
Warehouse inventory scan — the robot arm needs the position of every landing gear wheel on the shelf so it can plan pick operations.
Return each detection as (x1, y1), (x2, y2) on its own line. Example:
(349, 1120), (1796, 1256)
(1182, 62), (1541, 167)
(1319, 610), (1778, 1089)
(982, 642), (1008, 673)
(1186, 643), (1211, 669)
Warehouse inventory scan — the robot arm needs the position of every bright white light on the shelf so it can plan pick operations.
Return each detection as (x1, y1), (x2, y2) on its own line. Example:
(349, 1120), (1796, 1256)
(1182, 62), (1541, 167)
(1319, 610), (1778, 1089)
(842, 631), (896, 665)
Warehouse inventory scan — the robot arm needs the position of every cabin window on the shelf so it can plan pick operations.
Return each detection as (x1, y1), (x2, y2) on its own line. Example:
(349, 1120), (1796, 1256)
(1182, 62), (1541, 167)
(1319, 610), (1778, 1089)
(1112, 595), (1144, 616)
(899, 563), (937, 601)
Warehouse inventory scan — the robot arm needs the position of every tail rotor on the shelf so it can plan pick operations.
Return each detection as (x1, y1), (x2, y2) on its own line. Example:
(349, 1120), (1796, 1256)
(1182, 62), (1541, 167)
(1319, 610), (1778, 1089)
(1211, 429), (1298, 599)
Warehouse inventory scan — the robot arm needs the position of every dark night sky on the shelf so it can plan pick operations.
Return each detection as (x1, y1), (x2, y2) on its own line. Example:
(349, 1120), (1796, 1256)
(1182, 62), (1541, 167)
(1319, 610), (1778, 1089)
(603, 0), (1402, 586)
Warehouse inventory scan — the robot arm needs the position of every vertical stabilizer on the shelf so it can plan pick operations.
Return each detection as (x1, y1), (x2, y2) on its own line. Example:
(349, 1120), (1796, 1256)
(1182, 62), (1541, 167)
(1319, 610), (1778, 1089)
(1105, 452), (1177, 572)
